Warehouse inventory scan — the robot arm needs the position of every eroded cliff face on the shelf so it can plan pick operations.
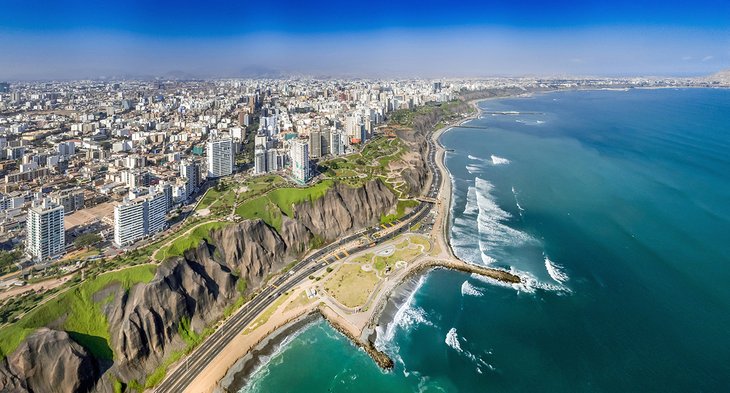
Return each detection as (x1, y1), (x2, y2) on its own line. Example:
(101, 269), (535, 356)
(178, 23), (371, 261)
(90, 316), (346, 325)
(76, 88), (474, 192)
(0, 328), (101, 393)
(293, 180), (397, 241)
(397, 130), (430, 197)
(105, 246), (239, 382)
(0, 179), (400, 391)
(210, 218), (309, 290)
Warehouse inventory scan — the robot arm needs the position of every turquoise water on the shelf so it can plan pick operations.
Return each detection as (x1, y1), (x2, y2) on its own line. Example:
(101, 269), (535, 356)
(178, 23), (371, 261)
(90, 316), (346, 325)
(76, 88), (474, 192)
(240, 89), (730, 392)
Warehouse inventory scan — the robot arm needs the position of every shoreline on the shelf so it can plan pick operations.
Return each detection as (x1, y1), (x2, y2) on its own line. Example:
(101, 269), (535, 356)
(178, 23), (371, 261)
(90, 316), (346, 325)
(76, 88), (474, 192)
(214, 95), (519, 393)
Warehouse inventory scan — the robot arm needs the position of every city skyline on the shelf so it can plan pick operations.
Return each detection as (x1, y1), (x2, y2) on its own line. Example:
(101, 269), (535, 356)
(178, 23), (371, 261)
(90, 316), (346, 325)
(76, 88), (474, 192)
(1, 0), (729, 80)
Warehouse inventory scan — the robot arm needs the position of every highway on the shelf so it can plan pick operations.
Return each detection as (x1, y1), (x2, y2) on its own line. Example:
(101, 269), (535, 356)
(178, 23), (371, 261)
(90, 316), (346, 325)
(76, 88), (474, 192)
(156, 129), (442, 393)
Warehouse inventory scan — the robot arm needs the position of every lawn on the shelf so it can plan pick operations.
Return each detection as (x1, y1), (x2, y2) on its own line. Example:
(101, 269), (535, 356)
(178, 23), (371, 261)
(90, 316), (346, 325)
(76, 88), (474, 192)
(235, 180), (334, 230)
(323, 263), (380, 308)
(236, 196), (283, 231)
(196, 187), (224, 211)
(268, 180), (334, 216)
(158, 221), (231, 258)
(0, 264), (157, 360)
(372, 239), (424, 273)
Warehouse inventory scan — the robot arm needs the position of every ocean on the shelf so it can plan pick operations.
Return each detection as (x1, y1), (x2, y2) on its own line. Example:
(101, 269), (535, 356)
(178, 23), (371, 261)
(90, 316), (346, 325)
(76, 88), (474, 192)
(238, 88), (730, 392)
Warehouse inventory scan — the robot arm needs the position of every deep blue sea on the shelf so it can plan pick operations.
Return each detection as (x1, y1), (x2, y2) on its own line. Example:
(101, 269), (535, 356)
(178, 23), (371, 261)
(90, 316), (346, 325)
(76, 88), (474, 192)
(239, 89), (730, 392)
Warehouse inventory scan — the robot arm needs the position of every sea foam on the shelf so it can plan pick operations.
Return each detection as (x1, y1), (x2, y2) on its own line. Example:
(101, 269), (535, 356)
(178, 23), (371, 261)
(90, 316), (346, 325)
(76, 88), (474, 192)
(445, 328), (461, 351)
(460, 280), (484, 297)
(445, 328), (497, 373)
(544, 255), (569, 284)
(490, 155), (511, 165)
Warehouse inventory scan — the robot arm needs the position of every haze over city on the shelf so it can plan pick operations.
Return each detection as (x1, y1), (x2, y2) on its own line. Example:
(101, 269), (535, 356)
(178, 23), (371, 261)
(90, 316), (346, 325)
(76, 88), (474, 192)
(1, 0), (729, 79)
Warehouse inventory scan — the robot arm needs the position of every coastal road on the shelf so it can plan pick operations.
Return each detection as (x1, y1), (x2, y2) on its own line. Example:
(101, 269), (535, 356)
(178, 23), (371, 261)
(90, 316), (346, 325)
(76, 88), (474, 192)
(156, 129), (444, 393)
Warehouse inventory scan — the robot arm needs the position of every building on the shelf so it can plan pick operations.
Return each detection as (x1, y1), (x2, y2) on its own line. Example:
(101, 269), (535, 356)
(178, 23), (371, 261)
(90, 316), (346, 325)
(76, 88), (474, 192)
(330, 131), (344, 156)
(113, 187), (169, 246)
(49, 189), (84, 215)
(26, 200), (65, 261)
(113, 198), (146, 246)
(179, 160), (201, 201)
(206, 138), (234, 178)
(310, 130), (322, 158)
(290, 139), (310, 184)
(254, 148), (267, 174)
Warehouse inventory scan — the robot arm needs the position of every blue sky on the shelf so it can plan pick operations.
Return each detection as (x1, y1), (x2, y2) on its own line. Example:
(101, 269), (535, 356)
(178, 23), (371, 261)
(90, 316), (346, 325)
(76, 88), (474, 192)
(1, 0), (729, 79)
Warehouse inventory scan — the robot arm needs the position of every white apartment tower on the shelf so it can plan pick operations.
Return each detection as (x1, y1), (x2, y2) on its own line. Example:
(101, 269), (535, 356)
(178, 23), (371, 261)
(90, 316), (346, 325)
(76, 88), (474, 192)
(26, 200), (65, 261)
(179, 160), (200, 201)
(290, 139), (310, 184)
(206, 138), (234, 178)
(114, 188), (169, 246)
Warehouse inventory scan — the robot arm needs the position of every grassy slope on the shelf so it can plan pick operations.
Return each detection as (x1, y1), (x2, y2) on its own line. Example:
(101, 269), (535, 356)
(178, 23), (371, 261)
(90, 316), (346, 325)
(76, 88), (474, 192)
(0, 264), (157, 359)
(160, 221), (231, 258)
(235, 180), (334, 230)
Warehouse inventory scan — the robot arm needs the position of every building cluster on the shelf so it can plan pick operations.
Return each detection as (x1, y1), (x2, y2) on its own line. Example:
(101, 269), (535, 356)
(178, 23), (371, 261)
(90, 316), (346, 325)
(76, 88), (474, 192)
(3, 75), (710, 262)
(0, 78), (460, 261)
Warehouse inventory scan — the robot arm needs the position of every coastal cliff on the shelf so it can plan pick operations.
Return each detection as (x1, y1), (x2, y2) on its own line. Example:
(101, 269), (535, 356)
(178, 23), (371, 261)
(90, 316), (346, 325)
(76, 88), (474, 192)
(105, 248), (239, 383)
(0, 328), (101, 393)
(0, 179), (399, 392)
(293, 180), (397, 241)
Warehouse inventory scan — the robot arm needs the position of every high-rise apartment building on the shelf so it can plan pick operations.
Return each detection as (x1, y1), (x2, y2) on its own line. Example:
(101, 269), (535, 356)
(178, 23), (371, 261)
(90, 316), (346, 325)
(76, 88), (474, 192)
(310, 130), (322, 158)
(179, 159), (201, 201)
(206, 138), (234, 178)
(113, 187), (169, 246)
(26, 200), (65, 261)
(290, 139), (310, 184)
(330, 131), (344, 156)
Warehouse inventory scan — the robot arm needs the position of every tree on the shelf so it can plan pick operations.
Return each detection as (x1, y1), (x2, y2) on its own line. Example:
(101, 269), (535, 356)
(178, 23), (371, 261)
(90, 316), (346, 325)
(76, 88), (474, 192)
(0, 249), (21, 275)
(74, 233), (102, 248)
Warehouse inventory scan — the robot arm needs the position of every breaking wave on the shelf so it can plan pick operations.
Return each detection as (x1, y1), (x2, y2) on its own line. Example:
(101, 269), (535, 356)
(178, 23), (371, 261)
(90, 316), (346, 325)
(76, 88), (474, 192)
(445, 328), (461, 351)
(465, 164), (482, 174)
(490, 155), (510, 165)
(460, 280), (484, 297)
(544, 255), (569, 284)
(444, 328), (496, 373)
(511, 186), (525, 219)
(474, 177), (535, 253)
(378, 276), (431, 344)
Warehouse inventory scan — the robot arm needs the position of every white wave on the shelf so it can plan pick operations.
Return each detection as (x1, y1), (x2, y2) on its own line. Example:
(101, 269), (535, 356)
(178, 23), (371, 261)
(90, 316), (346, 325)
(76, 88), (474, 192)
(511, 186), (525, 219)
(544, 255), (569, 284)
(241, 324), (311, 392)
(474, 177), (535, 252)
(460, 280), (484, 297)
(445, 328), (461, 352)
(465, 164), (482, 174)
(467, 154), (484, 161)
(378, 275), (431, 344)
(453, 178), (535, 267)
(445, 327), (497, 373)
(516, 119), (546, 126)
(490, 155), (511, 165)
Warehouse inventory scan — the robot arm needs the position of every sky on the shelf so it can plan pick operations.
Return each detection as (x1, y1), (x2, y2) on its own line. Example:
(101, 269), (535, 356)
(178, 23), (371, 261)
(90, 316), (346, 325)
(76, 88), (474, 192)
(1, 0), (729, 80)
